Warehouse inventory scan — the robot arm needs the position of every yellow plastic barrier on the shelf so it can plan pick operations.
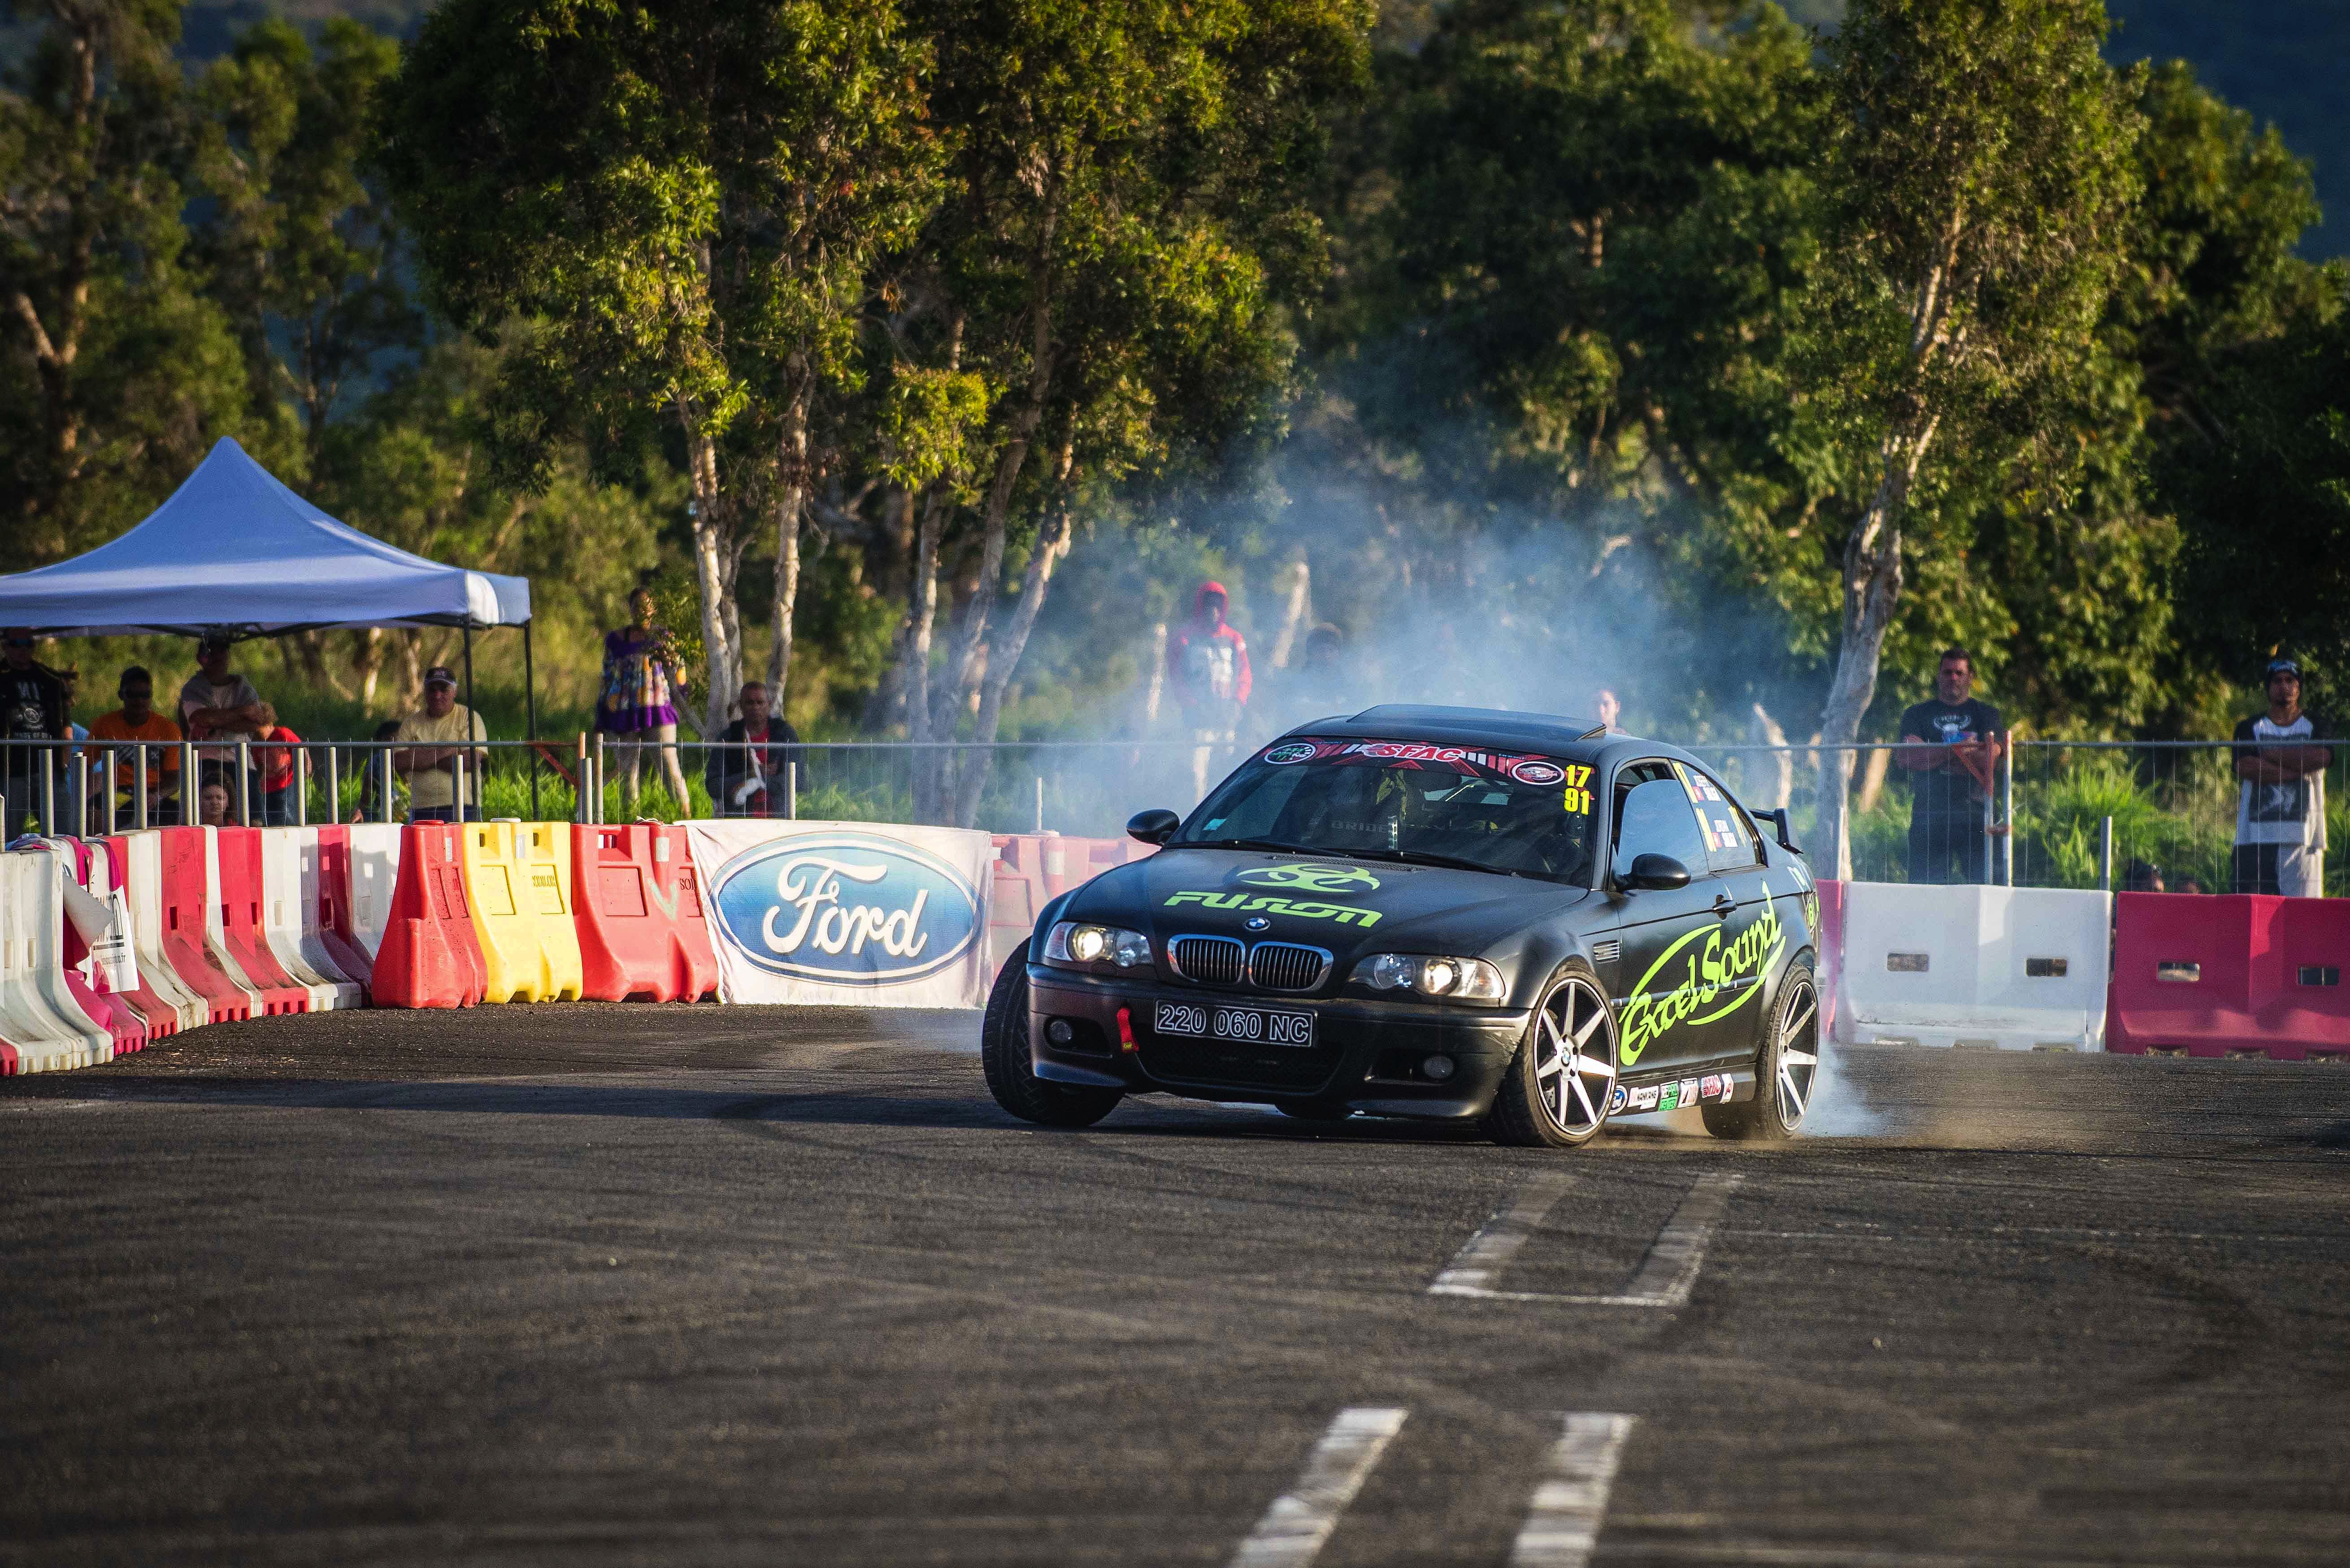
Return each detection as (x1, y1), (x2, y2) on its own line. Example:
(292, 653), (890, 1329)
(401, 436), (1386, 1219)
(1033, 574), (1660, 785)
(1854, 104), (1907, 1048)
(458, 820), (584, 1003)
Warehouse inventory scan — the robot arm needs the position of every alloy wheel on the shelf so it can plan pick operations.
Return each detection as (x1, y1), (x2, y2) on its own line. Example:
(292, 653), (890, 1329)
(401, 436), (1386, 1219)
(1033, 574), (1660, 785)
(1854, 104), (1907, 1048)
(1533, 975), (1617, 1136)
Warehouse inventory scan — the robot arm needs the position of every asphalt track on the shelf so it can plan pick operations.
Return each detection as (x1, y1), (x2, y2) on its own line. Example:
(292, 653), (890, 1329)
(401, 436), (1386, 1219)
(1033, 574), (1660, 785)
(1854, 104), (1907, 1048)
(5, 1005), (2349, 1567)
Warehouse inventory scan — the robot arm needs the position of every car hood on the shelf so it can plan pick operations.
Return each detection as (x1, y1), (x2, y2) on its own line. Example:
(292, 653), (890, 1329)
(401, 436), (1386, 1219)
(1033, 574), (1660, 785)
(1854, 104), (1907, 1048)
(1065, 846), (1591, 972)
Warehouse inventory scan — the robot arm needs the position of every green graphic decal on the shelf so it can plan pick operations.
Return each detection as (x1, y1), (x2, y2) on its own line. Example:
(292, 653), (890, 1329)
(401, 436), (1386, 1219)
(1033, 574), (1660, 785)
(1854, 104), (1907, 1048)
(1163, 891), (1384, 927)
(1234, 863), (1382, 894)
(1617, 901), (1785, 1066)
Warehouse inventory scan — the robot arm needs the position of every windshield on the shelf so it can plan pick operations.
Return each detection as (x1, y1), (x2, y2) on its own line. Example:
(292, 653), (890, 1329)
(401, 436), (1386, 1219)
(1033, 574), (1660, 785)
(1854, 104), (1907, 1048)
(1176, 738), (1598, 883)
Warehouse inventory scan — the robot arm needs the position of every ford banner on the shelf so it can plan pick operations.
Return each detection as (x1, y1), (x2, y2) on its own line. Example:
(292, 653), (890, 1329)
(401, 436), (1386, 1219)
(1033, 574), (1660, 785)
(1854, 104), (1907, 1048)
(682, 820), (996, 1009)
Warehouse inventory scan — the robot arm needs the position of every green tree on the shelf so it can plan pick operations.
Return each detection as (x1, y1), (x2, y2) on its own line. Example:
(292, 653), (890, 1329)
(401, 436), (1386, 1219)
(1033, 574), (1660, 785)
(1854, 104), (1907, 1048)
(379, 0), (942, 730)
(0, 0), (250, 559)
(1805, 0), (2141, 872)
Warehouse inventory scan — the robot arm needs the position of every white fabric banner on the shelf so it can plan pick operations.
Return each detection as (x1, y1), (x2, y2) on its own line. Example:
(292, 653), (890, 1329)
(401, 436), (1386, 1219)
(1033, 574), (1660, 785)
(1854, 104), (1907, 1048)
(682, 819), (995, 1009)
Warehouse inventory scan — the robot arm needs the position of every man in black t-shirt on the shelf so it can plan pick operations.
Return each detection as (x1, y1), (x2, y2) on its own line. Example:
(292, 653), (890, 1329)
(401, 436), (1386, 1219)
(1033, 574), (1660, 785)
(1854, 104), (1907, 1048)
(1897, 647), (2005, 885)
(704, 681), (803, 817)
(0, 628), (70, 836)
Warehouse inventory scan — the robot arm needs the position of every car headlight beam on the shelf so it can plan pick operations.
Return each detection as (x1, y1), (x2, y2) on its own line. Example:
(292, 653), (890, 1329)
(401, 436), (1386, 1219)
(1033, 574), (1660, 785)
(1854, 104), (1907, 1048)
(1351, 953), (1507, 1003)
(1043, 921), (1153, 971)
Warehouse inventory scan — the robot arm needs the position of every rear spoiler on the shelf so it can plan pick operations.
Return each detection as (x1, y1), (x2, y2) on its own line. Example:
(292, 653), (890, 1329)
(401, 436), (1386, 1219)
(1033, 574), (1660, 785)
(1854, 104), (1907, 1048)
(1755, 807), (1803, 858)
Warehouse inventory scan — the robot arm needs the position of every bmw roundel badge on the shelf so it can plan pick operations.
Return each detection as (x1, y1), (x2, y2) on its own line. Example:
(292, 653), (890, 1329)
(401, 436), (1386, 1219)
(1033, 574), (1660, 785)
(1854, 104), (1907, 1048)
(1245, 915), (1271, 931)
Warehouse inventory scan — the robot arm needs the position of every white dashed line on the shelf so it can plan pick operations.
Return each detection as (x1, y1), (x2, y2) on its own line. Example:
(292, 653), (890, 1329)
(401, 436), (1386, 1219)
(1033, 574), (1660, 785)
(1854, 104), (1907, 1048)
(1508, 1412), (1636, 1568)
(1429, 1172), (1577, 1296)
(1227, 1405), (1407, 1568)
(1430, 1172), (1744, 1306)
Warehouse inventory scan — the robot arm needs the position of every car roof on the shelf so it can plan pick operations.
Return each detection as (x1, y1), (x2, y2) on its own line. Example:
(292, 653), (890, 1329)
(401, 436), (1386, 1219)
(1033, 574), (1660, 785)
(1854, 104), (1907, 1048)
(1278, 704), (1707, 767)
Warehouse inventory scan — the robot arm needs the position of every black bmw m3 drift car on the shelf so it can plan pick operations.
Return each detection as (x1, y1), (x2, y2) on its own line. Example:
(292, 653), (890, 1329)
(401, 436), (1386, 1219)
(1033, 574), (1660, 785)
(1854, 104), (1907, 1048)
(981, 705), (1824, 1147)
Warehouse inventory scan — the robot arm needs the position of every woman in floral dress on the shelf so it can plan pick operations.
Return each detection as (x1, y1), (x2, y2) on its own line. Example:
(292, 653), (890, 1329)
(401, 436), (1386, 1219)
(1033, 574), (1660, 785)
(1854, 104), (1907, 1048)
(598, 586), (694, 813)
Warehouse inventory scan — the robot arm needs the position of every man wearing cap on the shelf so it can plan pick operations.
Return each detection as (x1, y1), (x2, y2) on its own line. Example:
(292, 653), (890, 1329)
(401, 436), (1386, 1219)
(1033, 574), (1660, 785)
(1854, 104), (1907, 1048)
(393, 667), (489, 823)
(2232, 657), (2333, 897)
(1, 628), (70, 835)
(179, 632), (268, 818)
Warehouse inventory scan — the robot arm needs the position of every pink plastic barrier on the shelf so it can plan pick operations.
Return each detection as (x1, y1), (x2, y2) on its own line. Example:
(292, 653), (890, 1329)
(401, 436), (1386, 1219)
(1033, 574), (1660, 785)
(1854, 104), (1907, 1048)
(1815, 877), (1843, 1041)
(2106, 893), (2350, 1061)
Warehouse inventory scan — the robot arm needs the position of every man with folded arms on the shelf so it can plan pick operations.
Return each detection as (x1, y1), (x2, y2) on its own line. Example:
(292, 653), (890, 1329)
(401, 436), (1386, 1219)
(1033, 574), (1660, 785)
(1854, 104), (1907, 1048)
(393, 666), (489, 824)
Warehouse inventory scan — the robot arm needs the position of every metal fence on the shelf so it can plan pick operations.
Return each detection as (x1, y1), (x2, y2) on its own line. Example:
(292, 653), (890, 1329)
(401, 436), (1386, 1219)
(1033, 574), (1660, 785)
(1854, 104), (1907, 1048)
(7, 732), (2335, 897)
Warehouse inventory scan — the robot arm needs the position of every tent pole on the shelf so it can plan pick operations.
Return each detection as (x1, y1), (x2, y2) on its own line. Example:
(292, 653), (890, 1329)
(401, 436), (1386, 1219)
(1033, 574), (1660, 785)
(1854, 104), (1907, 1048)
(462, 621), (476, 817)
(524, 619), (539, 819)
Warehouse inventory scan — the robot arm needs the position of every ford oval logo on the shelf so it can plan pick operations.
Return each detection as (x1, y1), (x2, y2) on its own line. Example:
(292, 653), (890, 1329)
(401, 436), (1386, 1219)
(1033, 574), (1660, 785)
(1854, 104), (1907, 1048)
(708, 833), (980, 985)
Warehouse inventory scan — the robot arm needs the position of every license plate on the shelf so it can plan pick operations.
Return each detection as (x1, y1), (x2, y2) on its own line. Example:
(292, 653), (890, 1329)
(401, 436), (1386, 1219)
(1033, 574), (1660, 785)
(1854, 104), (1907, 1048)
(1153, 1001), (1315, 1048)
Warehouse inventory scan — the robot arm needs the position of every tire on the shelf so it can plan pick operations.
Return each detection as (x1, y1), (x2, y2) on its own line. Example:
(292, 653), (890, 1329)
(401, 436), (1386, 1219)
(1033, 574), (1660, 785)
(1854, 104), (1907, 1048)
(1702, 962), (1819, 1142)
(980, 951), (1124, 1128)
(1486, 966), (1617, 1149)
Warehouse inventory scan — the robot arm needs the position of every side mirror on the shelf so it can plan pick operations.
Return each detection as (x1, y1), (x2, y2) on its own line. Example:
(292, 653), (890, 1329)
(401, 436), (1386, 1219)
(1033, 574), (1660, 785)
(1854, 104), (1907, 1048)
(1756, 807), (1803, 855)
(1622, 853), (1691, 891)
(1126, 808), (1180, 846)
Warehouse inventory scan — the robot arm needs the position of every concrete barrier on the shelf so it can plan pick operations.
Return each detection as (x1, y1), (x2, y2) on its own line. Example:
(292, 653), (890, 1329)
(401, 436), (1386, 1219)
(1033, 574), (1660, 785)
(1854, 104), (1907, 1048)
(0, 850), (113, 1073)
(1834, 881), (2111, 1053)
(458, 820), (584, 1004)
(259, 827), (362, 1011)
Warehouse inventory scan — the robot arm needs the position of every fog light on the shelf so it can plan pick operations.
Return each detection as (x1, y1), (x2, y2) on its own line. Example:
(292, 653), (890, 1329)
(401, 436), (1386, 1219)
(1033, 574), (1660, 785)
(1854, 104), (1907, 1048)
(1047, 1018), (1075, 1046)
(1422, 1054), (1457, 1082)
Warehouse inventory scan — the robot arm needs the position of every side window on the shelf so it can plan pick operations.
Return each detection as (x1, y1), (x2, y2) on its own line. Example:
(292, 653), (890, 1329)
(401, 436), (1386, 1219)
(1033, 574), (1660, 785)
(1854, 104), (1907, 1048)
(1612, 776), (1711, 880)
(1675, 763), (1764, 874)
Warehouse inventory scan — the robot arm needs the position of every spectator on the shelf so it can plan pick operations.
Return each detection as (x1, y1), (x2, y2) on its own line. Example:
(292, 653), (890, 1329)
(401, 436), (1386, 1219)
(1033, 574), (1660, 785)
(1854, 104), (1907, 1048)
(1590, 686), (1625, 734)
(2122, 859), (2165, 894)
(352, 720), (404, 822)
(393, 665), (489, 823)
(705, 680), (801, 817)
(1, 628), (69, 836)
(196, 776), (233, 827)
(252, 703), (305, 825)
(179, 632), (267, 812)
(2176, 875), (2209, 896)
(1281, 623), (1351, 730)
(53, 666), (87, 742)
(2231, 656), (2333, 897)
(1169, 580), (1251, 799)
(1897, 648), (2006, 885)
(598, 585), (693, 814)
(86, 666), (183, 827)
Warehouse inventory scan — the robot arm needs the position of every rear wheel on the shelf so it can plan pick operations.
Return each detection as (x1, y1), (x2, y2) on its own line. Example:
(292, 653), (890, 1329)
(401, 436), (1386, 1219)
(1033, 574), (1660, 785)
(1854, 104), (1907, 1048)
(1486, 968), (1617, 1148)
(981, 952), (1124, 1128)
(1702, 964), (1818, 1142)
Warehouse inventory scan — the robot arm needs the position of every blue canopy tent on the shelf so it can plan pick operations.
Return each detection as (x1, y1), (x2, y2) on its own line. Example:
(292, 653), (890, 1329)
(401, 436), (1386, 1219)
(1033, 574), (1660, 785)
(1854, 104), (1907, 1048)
(0, 437), (543, 808)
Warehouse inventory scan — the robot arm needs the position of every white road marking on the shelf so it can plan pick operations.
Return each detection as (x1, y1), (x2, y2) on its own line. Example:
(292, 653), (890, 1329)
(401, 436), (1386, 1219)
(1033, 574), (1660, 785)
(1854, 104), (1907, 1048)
(1508, 1412), (1636, 1568)
(1430, 1172), (1744, 1306)
(1227, 1406), (1407, 1568)
(1429, 1172), (1577, 1295)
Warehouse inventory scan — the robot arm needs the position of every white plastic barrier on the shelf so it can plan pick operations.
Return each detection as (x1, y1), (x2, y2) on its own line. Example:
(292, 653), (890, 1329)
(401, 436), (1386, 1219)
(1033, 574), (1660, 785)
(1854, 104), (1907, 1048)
(119, 830), (211, 1033)
(345, 823), (403, 966)
(1834, 882), (2111, 1053)
(0, 851), (113, 1073)
(259, 827), (362, 1010)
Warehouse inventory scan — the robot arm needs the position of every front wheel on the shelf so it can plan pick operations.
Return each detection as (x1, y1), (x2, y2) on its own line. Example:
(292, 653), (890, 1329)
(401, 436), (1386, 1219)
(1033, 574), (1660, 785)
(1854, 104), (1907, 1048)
(980, 952), (1124, 1128)
(1702, 964), (1819, 1142)
(1486, 967), (1617, 1148)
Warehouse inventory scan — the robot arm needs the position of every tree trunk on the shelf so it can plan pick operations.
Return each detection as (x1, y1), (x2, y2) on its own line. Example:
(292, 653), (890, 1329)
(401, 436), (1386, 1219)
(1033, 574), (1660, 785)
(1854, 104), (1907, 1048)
(680, 421), (742, 736)
(903, 485), (948, 820)
(1268, 558), (1311, 669)
(1814, 416), (1940, 878)
(956, 444), (1077, 827)
(765, 383), (812, 707)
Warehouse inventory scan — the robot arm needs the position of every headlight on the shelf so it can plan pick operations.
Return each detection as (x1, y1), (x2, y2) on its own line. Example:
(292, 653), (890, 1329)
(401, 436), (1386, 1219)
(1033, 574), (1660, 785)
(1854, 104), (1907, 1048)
(1351, 953), (1508, 1003)
(1043, 921), (1153, 970)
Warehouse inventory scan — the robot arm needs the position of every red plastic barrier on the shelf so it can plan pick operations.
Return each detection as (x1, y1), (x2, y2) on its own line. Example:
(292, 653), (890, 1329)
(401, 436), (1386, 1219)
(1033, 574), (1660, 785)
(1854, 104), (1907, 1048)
(311, 825), (374, 996)
(50, 839), (146, 1056)
(573, 823), (717, 1002)
(656, 824), (719, 1002)
(1814, 877), (1844, 1040)
(211, 827), (308, 1016)
(988, 834), (1158, 966)
(370, 822), (487, 1009)
(97, 835), (186, 1039)
(2107, 893), (2350, 1061)
(155, 827), (258, 1024)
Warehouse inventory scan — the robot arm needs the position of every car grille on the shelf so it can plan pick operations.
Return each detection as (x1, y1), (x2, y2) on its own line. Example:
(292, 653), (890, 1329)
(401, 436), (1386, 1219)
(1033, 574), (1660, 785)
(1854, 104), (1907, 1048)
(1249, 942), (1330, 992)
(1170, 936), (1245, 984)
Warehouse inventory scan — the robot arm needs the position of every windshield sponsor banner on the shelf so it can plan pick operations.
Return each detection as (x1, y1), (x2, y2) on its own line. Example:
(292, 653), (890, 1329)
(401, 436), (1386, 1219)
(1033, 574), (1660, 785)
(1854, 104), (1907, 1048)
(1251, 736), (1577, 781)
(685, 819), (993, 1009)
(1617, 900), (1785, 1066)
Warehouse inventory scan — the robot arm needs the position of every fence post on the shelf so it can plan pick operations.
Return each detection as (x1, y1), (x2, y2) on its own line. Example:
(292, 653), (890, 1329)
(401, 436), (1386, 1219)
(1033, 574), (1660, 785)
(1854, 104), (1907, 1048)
(40, 742), (56, 836)
(135, 745), (148, 830)
(593, 732), (606, 825)
(2001, 737), (2015, 887)
(295, 744), (309, 827)
(236, 739), (252, 825)
(2099, 814), (2114, 892)
(71, 749), (87, 838)
(1035, 774), (1044, 835)
(326, 743), (339, 827)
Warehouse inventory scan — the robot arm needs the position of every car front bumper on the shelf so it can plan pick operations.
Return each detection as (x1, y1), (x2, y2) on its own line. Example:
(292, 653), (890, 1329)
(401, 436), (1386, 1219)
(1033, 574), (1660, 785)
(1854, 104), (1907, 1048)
(1027, 964), (1529, 1118)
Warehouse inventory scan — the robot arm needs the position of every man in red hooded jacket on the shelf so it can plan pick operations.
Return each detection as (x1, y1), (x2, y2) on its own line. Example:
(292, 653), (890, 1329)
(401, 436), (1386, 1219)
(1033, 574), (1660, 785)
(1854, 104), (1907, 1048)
(1168, 580), (1252, 796)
